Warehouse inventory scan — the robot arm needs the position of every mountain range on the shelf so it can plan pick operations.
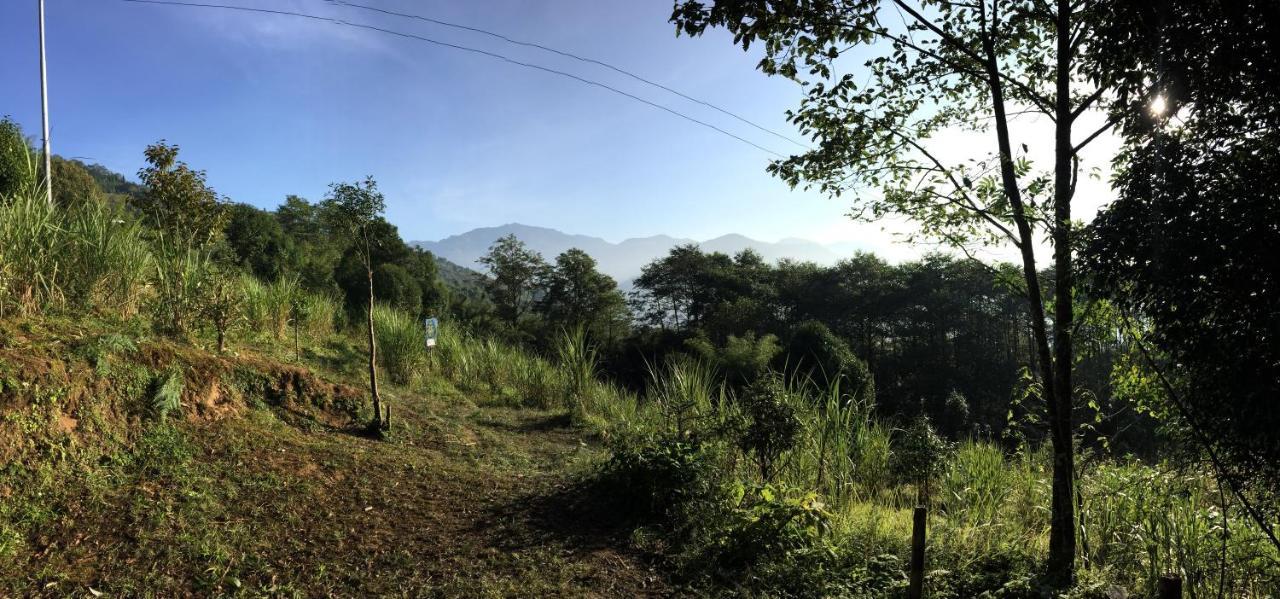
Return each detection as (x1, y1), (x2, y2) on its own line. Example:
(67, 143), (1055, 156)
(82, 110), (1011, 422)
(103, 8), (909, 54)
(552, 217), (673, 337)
(414, 223), (867, 287)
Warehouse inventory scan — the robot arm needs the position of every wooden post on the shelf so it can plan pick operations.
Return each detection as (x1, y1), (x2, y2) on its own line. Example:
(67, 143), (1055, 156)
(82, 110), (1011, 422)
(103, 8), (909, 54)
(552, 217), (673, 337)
(908, 505), (926, 599)
(1157, 574), (1182, 599)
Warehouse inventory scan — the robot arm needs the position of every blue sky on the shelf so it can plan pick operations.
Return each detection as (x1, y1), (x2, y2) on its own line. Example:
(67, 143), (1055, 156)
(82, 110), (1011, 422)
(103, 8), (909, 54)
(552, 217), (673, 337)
(0, 1), (1116, 260)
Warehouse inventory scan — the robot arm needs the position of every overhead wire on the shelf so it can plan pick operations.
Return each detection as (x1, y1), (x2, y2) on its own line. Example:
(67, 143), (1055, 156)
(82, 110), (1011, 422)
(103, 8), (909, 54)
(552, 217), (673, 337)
(322, 0), (812, 150)
(121, 0), (790, 157)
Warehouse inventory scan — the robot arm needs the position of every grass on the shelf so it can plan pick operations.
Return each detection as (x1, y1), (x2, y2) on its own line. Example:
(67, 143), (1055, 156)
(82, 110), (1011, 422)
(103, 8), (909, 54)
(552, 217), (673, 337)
(240, 274), (299, 340)
(0, 316), (663, 597)
(556, 350), (1280, 597)
(372, 302), (426, 384)
(0, 165), (151, 319)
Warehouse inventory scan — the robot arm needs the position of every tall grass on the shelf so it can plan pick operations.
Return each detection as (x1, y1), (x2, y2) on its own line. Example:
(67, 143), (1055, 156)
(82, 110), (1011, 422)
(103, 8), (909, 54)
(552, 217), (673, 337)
(295, 291), (339, 338)
(1, 179), (152, 319)
(150, 240), (212, 336)
(66, 200), (153, 316)
(0, 192), (59, 316)
(644, 355), (725, 433)
(241, 274), (300, 339)
(372, 304), (426, 385)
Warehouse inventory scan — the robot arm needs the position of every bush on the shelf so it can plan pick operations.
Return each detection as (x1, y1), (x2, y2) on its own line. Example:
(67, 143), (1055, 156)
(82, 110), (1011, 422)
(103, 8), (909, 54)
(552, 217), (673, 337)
(687, 331), (780, 388)
(596, 434), (727, 531)
(783, 320), (874, 402)
(891, 416), (951, 503)
(704, 484), (849, 595)
(738, 374), (801, 481)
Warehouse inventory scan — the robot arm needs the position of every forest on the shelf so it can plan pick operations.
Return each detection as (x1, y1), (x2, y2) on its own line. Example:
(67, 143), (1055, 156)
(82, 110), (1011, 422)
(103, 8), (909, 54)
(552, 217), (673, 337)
(2, 0), (1279, 597)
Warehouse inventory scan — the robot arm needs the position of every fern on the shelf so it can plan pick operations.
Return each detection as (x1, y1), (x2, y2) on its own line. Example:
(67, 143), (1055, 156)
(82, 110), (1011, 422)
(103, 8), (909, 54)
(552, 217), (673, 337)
(149, 368), (184, 422)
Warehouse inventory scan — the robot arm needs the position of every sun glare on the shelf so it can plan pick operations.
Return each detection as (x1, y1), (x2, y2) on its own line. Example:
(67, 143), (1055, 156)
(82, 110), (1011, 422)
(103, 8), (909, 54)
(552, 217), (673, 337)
(1150, 94), (1168, 116)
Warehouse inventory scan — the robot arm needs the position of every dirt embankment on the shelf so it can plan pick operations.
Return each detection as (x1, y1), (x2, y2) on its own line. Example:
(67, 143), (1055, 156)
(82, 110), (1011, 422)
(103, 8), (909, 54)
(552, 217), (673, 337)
(0, 324), (364, 463)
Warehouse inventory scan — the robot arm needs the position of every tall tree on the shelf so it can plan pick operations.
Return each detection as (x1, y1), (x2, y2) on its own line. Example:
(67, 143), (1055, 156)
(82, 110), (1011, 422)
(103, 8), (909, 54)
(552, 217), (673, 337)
(671, 0), (1121, 582)
(538, 248), (629, 341)
(274, 195), (343, 293)
(0, 118), (32, 201)
(1083, 0), (1280, 551)
(49, 157), (104, 208)
(478, 234), (548, 326)
(322, 177), (389, 432)
(222, 203), (297, 280)
(135, 141), (226, 248)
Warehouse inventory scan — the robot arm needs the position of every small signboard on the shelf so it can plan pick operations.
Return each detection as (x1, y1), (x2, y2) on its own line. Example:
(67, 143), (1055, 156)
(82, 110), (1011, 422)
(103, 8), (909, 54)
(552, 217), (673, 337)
(424, 317), (439, 348)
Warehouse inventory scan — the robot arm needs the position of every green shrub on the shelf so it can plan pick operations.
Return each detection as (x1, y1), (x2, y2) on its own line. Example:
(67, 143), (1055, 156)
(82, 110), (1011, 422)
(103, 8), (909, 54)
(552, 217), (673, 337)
(783, 320), (874, 401)
(597, 434), (727, 532)
(891, 416), (951, 502)
(703, 484), (884, 597)
(738, 374), (801, 481)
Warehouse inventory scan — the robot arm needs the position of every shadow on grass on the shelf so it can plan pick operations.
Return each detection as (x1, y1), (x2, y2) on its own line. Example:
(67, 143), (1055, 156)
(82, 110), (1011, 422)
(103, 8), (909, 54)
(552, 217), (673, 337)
(474, 473), (646, 557)
(476, 411), (574, 435)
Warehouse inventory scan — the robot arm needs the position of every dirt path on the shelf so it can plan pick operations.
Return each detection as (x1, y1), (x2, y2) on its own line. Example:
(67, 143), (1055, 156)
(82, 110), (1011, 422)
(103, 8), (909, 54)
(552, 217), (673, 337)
(13, 387), (668, 597)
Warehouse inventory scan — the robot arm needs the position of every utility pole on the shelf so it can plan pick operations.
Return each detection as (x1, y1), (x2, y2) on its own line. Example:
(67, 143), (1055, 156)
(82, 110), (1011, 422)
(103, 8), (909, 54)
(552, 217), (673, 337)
(38, 0), (53, 205)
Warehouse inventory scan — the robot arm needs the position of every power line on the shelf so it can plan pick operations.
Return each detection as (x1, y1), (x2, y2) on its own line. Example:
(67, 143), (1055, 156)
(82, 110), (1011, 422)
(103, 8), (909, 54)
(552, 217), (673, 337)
(322, 0), (812, 150)
(120, 0), (787, 157)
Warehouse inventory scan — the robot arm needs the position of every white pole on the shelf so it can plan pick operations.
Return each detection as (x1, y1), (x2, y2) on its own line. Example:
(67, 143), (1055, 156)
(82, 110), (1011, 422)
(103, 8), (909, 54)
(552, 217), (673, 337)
(38, 0), (53, 205)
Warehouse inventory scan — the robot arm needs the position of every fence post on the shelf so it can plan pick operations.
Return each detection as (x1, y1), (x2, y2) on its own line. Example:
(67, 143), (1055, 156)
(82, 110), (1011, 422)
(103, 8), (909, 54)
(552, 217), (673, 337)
(908, 505), (926, 599)
(1157, 574), (1182, 599)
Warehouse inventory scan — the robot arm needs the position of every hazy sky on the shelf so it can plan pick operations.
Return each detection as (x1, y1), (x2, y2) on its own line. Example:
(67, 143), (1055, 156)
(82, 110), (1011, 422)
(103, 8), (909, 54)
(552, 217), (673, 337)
(0, 0), (1118, 261)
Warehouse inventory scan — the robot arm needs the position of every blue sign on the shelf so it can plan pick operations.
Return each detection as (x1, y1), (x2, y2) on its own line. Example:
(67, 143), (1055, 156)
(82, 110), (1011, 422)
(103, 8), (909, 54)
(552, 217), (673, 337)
(424, 317), (439, 348)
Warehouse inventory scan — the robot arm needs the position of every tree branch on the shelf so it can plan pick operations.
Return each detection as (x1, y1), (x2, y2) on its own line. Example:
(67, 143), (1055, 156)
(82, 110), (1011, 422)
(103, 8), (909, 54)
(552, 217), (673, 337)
(1072, 115), (1119, 155)
(889, 0), (1056, 115)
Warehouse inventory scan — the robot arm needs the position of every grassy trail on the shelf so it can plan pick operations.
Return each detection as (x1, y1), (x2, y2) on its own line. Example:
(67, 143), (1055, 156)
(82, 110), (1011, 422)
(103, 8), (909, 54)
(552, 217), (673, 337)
(0, 330), (666, 597)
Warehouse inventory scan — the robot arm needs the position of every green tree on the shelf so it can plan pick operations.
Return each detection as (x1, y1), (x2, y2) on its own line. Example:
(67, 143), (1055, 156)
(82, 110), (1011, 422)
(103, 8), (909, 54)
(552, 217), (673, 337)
(538, 248), (629, 341)
(1084, 0), (1280, 553)
(478, 234), (548, 326)
(275, 195), (343, 293)
(372, 262), (422, 317)
(407, 248), (449, 317)
(0, 118), (32, 201)
(50, 157), (104, 208)
(633, 244), (711, 329)
(671, 1), (1122, 580)
(322, 176), (389, 432)
(783, 320), (873, 402)
(222, 203), (297, 280)
(135, 141), (226, 247)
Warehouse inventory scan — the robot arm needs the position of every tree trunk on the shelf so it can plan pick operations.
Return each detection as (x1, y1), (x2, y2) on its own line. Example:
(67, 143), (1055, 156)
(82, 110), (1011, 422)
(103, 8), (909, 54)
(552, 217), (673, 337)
(367, 264), (382, 429)
(1046, 0), (1077, 584)
(981, 5), (1075, 584)
(217, 327), (226, 353)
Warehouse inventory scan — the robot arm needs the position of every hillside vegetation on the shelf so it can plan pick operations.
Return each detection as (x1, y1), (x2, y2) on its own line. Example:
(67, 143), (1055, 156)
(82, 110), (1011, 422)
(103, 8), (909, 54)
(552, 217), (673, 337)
(3, 77), (1280, 598)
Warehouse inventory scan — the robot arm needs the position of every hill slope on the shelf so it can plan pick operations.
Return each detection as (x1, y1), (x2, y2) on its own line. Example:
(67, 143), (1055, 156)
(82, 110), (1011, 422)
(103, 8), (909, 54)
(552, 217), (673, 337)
(0, 319), (663, 597)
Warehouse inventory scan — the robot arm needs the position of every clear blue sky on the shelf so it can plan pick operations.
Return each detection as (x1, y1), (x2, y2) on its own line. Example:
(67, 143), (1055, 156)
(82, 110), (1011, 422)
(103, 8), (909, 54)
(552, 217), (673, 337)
(0, 1), (1114, 259)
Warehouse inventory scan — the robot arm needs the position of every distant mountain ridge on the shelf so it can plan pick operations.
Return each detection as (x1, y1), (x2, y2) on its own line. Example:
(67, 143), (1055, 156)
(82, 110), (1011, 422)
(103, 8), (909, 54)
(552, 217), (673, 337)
(414, 223), (860, 287)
